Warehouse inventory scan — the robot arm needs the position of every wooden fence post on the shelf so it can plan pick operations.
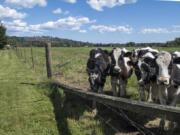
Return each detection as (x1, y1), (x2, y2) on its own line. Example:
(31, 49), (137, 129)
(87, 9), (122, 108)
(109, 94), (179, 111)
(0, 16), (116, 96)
(45, 42), (52, 79)
(24, 48), (27, 63)
(31, 45), (35, 70)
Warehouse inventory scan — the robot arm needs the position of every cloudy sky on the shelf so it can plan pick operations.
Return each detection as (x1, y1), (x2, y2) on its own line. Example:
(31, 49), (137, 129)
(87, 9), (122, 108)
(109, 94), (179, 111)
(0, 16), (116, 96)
(0, 0), (180, 43)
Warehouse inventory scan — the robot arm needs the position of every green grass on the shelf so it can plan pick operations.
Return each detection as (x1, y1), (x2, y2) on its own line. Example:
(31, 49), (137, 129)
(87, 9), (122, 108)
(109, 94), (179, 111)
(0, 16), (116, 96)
(0, 50), (59, 135)
(0, 50), (115, 135)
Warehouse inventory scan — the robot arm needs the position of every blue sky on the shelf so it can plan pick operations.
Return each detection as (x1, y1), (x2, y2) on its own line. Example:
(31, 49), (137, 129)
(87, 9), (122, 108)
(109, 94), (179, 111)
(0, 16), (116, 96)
(0, 0), (180, 43)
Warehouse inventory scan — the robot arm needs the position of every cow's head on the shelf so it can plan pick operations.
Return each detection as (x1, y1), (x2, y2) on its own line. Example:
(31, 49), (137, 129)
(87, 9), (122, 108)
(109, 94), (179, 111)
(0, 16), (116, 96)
(87, 48), (110, 92)
(119, 49), (134, 78)
(156, 51), (172, 85)
(137, 52), (158, 86)
(110, 48), (122, 73)
(130, 47), (158, 64)
(110, 48), (133, 78)
(110, 48), (133, 73)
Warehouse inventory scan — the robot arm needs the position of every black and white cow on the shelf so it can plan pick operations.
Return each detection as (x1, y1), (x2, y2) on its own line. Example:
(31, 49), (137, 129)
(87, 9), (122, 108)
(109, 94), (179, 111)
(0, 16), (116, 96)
(110, 48), (133, 97)
(156, 51), (180, 106)
(129, 47), (159, 101)
(136, 51), (159, 102)
(154, 51), (180, 130)
(86, 48), (111, 93)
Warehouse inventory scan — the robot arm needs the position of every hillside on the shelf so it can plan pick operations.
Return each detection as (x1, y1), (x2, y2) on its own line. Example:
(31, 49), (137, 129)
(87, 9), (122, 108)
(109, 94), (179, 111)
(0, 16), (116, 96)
(7, 36), (180, 47)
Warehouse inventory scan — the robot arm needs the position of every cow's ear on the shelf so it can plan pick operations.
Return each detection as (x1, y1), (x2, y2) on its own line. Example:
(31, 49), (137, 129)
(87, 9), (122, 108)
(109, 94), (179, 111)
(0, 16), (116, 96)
(89, 49), (95, 57)
(124, 52), (132, 57)
(173, 57), (180, 64)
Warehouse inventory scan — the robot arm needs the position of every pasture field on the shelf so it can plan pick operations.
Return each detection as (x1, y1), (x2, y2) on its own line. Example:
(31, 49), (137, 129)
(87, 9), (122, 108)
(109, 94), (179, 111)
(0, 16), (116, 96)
(19, 46), (180, 100)
(0, 50), (112, 135)
(2, 47), (180, 135)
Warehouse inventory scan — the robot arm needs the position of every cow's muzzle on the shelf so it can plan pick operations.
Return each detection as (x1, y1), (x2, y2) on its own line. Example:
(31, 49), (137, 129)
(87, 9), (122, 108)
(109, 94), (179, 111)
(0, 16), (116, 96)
(157, 76), (170, 85)
(113, 66), (121, 73)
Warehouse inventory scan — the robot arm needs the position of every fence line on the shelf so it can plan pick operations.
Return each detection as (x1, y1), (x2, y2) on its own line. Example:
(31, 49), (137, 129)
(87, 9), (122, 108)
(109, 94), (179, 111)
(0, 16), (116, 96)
(53, 81), (180, 122)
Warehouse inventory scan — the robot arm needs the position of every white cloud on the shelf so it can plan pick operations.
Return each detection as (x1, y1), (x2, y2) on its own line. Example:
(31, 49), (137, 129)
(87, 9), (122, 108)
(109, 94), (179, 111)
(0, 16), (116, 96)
(90, 25), (133, 33)
(3, 16), (94, 34)
(64, 0), (77, 4)
(5, 0), (47, 8)
(53, 8), (62, 14)
(141, 28), (170, 34)
(2, 20), (42, 34)
(87, 0), (137, 11)
(79, 29), (87, 33)
(0, 5), (26, 19)
(29, 16), (95, 34)
(52, 8), (70, 15)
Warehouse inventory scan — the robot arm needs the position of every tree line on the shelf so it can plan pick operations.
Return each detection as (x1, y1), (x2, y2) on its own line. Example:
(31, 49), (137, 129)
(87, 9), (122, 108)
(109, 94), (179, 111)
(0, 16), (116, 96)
(7, 36), (179, 47)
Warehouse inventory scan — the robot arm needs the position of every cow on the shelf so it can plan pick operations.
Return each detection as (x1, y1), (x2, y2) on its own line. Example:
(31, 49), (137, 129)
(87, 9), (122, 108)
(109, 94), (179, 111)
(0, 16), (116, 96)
(86, 48), (111, 93)
(128, 47), (159, 101)
(155, 51), (180, 131)
(109, 48), (133, 97)
(136, 51), (159, 102)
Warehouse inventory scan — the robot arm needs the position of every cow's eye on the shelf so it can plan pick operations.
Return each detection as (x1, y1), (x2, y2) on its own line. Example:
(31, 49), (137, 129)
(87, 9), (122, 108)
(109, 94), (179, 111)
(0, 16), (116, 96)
(127, 61), (132, 66)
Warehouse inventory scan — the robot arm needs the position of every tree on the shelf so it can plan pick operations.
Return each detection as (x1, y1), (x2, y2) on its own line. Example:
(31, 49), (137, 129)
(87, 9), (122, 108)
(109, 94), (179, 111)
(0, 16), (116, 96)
(0, 22), (7, 49)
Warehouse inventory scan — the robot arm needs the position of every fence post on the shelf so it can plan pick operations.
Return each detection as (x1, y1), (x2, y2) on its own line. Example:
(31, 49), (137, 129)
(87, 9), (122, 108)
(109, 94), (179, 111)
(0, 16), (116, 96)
(31, 45), (35, 70)
(45, 42), (52, 79)
(24, 48), (27, 63)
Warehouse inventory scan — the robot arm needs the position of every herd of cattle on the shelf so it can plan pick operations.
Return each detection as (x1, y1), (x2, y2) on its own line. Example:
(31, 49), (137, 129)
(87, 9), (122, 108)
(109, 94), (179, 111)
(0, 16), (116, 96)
(86, 47), (180, 107)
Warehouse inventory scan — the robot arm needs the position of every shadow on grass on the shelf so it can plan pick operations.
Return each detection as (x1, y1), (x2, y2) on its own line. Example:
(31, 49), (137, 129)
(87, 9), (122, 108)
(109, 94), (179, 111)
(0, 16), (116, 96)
(50, 87), (72, 135)
(48, 84), (117, 135)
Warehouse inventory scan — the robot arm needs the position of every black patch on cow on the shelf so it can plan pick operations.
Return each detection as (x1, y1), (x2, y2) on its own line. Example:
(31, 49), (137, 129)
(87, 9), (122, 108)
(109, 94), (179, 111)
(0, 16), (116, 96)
(173, 57), (180, 64)
(138, 50), (149, 58)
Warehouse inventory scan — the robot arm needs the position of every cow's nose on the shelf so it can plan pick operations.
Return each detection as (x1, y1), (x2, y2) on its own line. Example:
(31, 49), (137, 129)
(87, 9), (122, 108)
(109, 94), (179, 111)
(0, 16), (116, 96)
(114, 66), (121, 72)
(157, 77), (169, 85)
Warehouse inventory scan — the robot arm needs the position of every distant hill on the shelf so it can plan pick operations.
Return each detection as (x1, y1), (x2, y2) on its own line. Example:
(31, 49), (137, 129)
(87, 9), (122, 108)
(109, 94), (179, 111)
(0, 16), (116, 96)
(7, 36), (180, 47)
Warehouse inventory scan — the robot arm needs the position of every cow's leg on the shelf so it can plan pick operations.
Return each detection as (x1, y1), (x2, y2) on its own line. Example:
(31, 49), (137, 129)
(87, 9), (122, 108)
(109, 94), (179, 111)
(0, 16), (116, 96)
(139, 85), (146, 101)
(92, 100), (97, 116)
(119, 78), (127, 97)
(98, 76), (106, 94)
(147, 85), (153, 102)
(158, 85), (168, 133)
(168, 87), (180, 132)
(98, 86), (104, 94)
(111, 76), (117, 96)
(159, 86), (168, 105)
(170, 87), (180, 106)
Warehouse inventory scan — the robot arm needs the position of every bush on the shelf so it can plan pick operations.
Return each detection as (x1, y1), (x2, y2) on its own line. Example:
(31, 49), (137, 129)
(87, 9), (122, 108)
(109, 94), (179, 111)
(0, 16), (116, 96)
(0, 23), (7, 49)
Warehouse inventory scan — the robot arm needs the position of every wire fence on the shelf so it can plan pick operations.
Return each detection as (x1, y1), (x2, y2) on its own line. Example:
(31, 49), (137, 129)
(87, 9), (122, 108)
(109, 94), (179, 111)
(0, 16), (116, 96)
(13, 44), (139, 98)
(13, 44), (91, 88)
